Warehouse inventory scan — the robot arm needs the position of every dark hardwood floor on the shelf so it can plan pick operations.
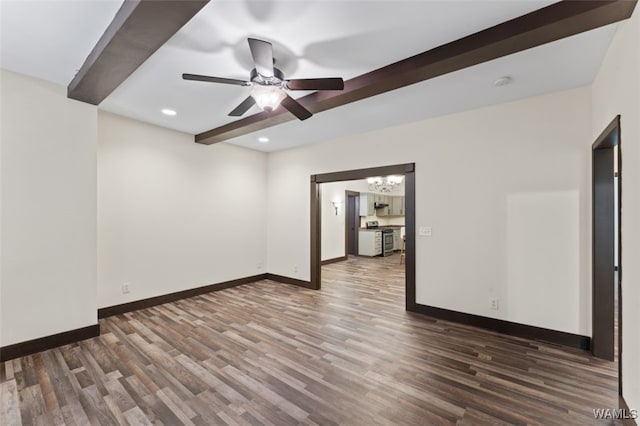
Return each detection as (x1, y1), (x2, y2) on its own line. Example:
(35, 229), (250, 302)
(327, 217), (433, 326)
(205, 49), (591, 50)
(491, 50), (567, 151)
(1, 254), (618, 425)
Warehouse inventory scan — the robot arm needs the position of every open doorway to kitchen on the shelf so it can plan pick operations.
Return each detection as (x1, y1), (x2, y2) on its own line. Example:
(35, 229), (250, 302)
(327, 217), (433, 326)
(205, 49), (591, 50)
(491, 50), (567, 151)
(591, 116), (622, 392)
(310, 164), (416, 310)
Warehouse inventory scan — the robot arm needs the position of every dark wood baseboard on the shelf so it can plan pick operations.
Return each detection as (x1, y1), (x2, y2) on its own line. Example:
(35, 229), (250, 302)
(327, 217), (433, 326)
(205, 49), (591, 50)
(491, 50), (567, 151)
(3, 274), (276, 361)
(98, 272), (315, 319)
(0, 324), (100, 362)
(620, 395), (639, 425)
(411, 304), (590, 350)
(321, 256), (348, 266)
(266, 273), (315, 289)
(98, 274), (268, 318)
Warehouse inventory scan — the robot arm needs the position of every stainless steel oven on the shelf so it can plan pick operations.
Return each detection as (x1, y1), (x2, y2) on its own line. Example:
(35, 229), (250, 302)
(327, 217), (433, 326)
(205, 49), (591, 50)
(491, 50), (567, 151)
(382, 229), (394, 257)
(366, 221), (395, 257)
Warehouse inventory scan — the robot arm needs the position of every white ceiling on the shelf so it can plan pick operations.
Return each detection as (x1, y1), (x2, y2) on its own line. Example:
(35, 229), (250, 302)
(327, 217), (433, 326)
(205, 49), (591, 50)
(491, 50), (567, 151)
(228, 24), (617, 152)
(0, 1), (619, 153)
(0, 0), (123, 85)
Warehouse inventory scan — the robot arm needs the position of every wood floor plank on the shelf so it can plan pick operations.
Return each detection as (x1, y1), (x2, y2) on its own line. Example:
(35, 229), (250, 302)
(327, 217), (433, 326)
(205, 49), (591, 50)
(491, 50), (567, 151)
(0, 380), (22, 425)
(1, 253), (619, 425)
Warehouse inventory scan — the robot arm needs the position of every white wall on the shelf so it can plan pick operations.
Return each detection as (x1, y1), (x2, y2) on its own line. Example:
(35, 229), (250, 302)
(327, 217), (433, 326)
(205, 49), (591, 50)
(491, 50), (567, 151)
(320, 180), (365, 261)
(267, 86), (592, 335)
(1, 70), (97, 346)
(98, 112), (267, 308)
(505, 191), (580, 331)
(591, 9), (640, 413)
(320, 181), (349, 261)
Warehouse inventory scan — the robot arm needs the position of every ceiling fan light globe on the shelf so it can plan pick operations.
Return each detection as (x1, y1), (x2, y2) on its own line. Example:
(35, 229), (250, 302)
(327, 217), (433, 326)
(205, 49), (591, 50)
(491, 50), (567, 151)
(251, 85), (286, 111)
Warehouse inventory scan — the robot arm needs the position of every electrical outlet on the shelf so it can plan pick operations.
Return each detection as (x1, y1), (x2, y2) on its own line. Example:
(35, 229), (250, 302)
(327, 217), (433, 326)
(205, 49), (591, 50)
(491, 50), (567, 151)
(490, 298), (499, 310)
(257, 262), (262, 270)
(122, 283), (130, 294)
(293, 266), (299, 274)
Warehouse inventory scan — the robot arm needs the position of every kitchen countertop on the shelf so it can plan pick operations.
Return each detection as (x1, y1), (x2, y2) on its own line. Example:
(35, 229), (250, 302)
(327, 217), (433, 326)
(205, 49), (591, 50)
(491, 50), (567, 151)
(359, 226), (405, 231)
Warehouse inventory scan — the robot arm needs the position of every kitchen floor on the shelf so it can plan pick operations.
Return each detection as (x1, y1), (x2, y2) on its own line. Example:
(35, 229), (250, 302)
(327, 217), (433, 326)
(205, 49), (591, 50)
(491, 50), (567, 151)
(324, 252), (406, 289)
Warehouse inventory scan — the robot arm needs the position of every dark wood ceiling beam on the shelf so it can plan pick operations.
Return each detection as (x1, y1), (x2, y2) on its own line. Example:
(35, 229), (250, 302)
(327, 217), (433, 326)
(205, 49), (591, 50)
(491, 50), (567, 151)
(68, 0), (209, 105)
(196, 0), (637, 145)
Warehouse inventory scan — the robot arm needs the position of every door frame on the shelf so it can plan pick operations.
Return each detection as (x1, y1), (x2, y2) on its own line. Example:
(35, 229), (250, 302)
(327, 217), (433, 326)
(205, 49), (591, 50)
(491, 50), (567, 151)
(591, 115), (622, 389)
(310, 163), (416, 310)
(345, 190), (360, 257)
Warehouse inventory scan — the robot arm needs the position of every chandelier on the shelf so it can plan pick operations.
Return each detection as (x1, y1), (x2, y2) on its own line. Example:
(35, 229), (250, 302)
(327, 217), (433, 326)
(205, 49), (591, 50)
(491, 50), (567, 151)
(367, 175), (403, 193)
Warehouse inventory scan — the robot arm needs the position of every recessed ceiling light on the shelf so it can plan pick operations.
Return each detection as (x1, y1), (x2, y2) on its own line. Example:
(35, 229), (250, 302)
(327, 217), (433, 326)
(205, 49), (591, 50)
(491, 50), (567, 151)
(161, 108), (177, 116)
(494, 76), (513, 87)
(258, 137), (269, 143)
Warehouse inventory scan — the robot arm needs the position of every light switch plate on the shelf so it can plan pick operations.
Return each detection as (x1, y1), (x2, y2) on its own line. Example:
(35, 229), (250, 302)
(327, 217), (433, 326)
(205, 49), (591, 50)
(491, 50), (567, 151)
(419, 226), (432, 236)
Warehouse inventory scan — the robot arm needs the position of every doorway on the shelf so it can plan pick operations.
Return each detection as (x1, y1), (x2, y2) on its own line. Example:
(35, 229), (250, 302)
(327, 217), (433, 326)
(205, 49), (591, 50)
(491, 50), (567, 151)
(345, 191), (359, 256)
(310, 163), (416, 310)
(591, 116), (621, 379)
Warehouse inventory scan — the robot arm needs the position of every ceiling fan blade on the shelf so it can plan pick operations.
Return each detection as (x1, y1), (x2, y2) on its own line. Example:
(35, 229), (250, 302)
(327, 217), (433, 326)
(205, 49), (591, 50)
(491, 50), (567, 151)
(248, 38), (274, 77)
(183, 73), (249, 86)
(280, 94), (312, 121)
(228, 96), (257, 117)
(285, 78), (344, 91)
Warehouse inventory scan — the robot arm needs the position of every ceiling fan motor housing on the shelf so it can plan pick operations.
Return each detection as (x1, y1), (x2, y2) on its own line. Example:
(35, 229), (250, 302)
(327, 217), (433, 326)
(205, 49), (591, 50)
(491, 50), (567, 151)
(250, 67), (285, 87)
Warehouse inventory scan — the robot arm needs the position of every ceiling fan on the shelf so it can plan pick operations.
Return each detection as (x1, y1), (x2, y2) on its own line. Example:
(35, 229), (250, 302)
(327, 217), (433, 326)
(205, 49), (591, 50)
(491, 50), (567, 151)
(182, 38), (344, 121)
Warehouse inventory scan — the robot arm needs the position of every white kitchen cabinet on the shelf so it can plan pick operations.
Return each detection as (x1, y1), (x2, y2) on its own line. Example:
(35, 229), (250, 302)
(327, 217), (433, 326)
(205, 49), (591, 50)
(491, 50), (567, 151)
(358, 230), (382, 256)
(361, 193), (404, 217)
(391, 196), (405, 216)
(389, 196), (396, 215)
(359, 193), (375, 216)
(377, 195), (405, 216)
